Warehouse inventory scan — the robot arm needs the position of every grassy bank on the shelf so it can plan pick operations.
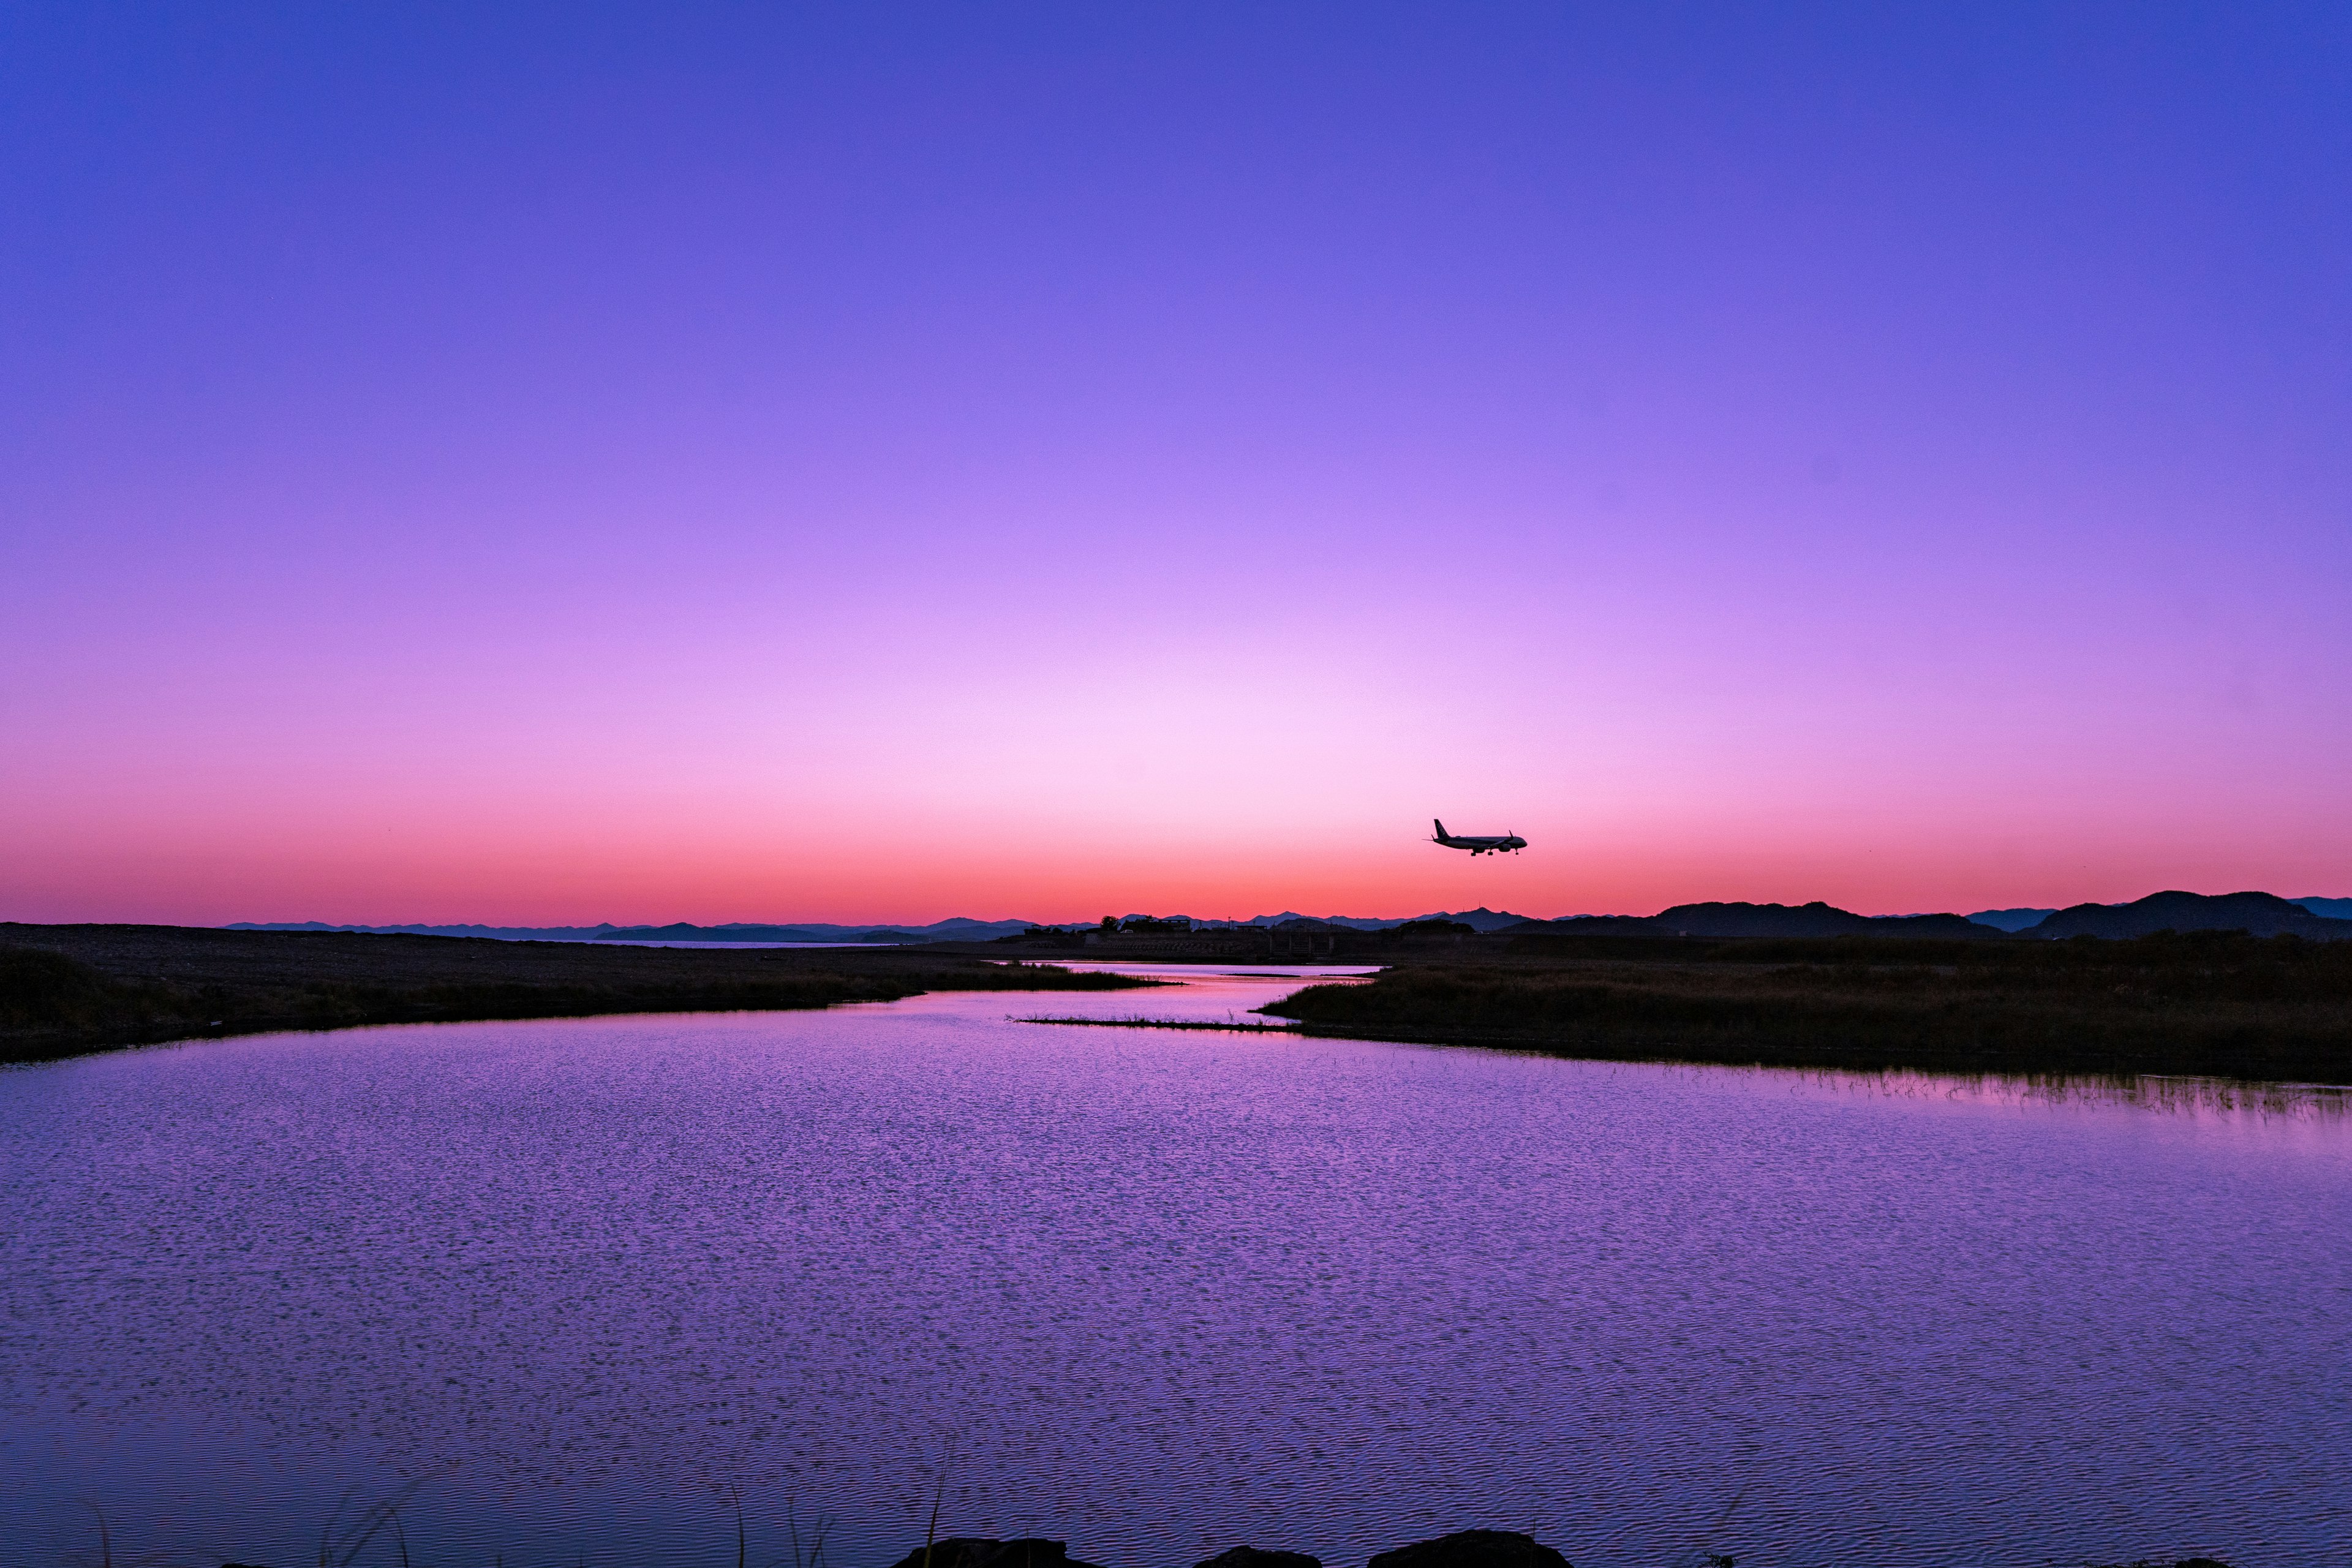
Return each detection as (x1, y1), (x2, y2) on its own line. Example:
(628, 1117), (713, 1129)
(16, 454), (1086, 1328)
(1261, 931), (2352, 1082)
(0, 924), (1159, 1066)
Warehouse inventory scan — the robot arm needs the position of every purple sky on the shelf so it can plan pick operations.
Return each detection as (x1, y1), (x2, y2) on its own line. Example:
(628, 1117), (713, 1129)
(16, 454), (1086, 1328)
(4, 4), (2348, 924)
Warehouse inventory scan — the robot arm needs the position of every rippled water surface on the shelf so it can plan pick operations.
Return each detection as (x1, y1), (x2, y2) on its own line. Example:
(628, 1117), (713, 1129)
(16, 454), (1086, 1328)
(2, 968), (2346, 1568)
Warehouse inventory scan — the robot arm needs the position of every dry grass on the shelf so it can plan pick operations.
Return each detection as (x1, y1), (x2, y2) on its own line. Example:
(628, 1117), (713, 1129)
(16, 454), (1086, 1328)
(1262, 932), (2352, 1082)
(0, 924), (1159, 1065)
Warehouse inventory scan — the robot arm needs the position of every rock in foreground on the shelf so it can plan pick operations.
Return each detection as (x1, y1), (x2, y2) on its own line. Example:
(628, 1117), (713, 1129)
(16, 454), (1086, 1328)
(884, 1540), (1106, 1568)
(1368, 1529), (1573, 1568)
(1196, 1550), (1323, 1568)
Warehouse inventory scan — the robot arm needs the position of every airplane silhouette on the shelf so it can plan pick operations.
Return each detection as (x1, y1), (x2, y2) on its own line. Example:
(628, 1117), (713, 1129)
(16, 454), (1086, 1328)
(1431, 819), (1526, 856)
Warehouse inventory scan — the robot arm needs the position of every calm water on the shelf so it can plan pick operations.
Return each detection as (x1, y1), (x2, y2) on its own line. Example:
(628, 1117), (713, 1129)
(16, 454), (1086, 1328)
(1, 968), (2346, 1568)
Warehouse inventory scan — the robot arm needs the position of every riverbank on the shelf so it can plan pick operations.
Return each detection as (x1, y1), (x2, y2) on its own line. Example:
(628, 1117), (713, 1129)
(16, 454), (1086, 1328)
(0, 924), (1160, 1065)
(1260, 930), (2352, 1083)
(878, 1531), (2228, 1568)
(85, 1521), (2243, 1568)
(11, 922), (2349, 1084)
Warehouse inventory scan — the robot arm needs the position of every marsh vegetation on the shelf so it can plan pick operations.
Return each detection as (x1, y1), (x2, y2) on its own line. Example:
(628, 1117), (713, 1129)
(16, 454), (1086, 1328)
(1262, 931), (2352, 1082)
(0, 924), (1158, 1065)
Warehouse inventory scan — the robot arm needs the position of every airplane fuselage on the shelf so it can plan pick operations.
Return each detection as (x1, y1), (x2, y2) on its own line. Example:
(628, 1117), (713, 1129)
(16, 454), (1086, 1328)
(1431, 819), (1526, 856)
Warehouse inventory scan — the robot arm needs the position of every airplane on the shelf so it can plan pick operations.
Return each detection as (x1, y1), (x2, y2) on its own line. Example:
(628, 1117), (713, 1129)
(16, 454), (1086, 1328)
(1431, 819), (1526, 856)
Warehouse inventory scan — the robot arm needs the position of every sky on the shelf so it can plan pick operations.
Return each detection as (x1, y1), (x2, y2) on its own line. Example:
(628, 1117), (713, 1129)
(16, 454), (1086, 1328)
(3, 2), (2348, 925)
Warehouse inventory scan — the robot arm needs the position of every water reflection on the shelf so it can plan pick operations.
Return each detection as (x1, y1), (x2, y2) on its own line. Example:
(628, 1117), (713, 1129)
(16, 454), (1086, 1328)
(0, 966), (2344, 1568)
(1438, 1051), (2352, 1125)
(1793, 1065), (2350, 1120)
(1054, 963), (2350, 1124)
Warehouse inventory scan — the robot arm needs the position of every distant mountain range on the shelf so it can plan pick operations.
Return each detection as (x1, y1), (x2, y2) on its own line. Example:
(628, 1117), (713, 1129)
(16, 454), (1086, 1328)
(1962, 907), (2058, 932)
(227, 896), (2351, 944)
(1508, 892), (2352, 942)
(595, 918), (1032, 943)
(227, 918), (1040, 943)
(1505, 902), (2002, 941)
(1967, 899), (2348, 931)
(2015, 891), (2352, 940)
(598, 910), (1540, 941)
(1200, 908), (1536, 933)
(227, 909), (1542, 943)
(228, 921), (624, 941)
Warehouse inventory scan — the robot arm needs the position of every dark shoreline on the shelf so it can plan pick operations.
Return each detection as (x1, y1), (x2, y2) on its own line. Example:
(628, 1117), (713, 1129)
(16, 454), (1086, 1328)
(80, 1521), (2244, 1568)
(8, 923), (2350, 1087)
(878, 1530), (2231, 1568)
(0, 924), (1160, 1066)
(1256, 932), (2352, 1084)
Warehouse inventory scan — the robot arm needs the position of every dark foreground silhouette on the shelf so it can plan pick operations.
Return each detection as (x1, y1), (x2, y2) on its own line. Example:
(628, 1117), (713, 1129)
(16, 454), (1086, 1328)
(1261, 930), (2352, 1083)
(878, 1532), (2225, 1568)
(1078, 1537), (2217, 1568)
(211, 1527), (2231, 1568)
(908, 1534), (1589, 1568)
(0, 923), (1158, 1065)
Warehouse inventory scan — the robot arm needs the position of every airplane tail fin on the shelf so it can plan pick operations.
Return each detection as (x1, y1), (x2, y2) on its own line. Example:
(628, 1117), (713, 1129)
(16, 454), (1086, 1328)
(1433, 819), (1447, 840)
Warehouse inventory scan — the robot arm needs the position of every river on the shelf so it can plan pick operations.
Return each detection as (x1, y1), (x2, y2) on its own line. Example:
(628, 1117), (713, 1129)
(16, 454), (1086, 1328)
(1, 966), (2345, 1567)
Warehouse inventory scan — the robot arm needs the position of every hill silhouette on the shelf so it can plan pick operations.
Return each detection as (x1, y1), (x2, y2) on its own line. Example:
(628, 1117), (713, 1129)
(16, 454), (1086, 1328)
(1966, 907), (2057, 932)
(598, 918), (1031, 943)
(2022, 891), (2352, 941)
(230, 921), (621, 940)
(1654, 902), (1995, 939)
(1505, 894), (2352, 943)
(1506, 902), (2001, 940)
